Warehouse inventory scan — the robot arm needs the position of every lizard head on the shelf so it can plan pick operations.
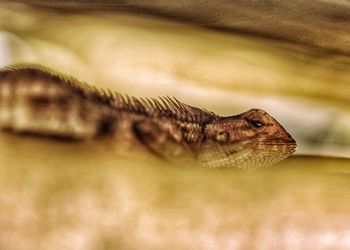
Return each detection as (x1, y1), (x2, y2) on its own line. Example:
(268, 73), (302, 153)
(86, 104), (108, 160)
(199, 108), (297, 169)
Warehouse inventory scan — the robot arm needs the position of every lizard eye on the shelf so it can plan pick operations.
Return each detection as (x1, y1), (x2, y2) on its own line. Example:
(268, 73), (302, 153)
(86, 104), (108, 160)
(215, 131), (229, 143)
(248, 119), (265, 129)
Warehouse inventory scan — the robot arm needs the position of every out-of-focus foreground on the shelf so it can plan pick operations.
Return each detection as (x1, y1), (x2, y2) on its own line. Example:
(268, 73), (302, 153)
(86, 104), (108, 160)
(1, 134), (350, 250)
(0, 1), (350, 249)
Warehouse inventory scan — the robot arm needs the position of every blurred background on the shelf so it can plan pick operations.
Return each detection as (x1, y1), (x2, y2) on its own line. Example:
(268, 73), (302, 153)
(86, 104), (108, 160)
(0, 1), (350, 249)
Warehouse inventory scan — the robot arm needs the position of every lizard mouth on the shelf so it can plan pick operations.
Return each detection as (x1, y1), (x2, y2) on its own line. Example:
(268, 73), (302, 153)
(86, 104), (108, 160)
(260, 137), (296, 145)
(274, 133), (297, 147)
(284, 137), (297, 146)
(258, 137), (297, 153)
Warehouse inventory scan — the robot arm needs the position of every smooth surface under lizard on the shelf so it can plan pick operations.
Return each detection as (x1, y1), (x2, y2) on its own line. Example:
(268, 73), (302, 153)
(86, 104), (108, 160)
(0, 64), (297, 168)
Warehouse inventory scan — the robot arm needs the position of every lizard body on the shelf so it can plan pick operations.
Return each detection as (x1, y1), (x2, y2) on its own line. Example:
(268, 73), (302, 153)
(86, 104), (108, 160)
(0, 64), (296, 168)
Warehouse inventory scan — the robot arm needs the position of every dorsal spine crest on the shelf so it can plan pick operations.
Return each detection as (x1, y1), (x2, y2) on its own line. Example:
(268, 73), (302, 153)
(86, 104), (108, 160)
(0, 63), (217, 124)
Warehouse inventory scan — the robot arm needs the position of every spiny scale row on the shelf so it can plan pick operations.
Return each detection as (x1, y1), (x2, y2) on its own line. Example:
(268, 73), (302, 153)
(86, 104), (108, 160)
(112, 93), (215, 123)
(1, 64), (216, 124)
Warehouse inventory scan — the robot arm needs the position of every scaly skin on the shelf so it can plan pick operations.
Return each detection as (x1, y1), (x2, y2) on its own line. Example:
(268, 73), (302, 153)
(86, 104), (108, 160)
(0, 64), (296, 168)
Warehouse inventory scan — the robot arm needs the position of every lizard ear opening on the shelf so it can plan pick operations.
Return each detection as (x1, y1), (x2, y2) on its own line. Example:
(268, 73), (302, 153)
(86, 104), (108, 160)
(215, 131), (229, 143)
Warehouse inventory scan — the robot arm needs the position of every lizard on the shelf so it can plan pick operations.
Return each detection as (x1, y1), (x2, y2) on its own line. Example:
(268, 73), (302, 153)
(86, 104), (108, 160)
(0, 64), (297, 168)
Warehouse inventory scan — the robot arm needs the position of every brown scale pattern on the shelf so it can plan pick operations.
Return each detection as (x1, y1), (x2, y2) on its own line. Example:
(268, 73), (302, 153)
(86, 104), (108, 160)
(1, 64), (216, 124)
(0, 64), (297, 168)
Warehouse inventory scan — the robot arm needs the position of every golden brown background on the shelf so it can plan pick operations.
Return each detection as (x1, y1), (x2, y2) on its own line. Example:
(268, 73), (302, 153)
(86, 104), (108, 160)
(0, 1), (350, 249)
